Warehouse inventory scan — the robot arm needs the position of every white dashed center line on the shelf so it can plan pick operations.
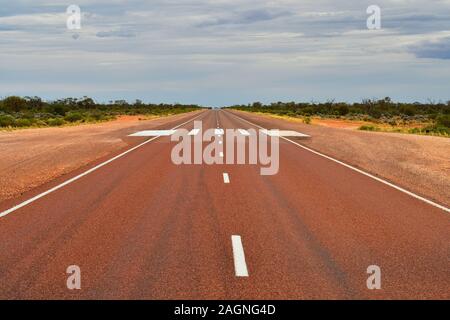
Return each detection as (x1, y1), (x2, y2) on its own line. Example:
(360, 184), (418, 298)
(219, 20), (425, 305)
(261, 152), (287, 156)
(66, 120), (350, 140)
(231, 235), (249, 277)
(219, 151), (224, 158)
(223, 173), (230, 184)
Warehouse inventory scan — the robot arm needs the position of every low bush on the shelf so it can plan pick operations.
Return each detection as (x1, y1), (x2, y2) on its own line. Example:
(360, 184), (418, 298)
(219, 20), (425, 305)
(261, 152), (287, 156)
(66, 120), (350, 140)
(436, 115), (450, 128)
(422, 125), (450, 135)
(64, 112), (84, 122)
(14, 118), (33, 127)
(0, 114), (15, 127)
(47, 118), (65, 126)
(408, 128), (421, 134)
(359, 125), (380, 131)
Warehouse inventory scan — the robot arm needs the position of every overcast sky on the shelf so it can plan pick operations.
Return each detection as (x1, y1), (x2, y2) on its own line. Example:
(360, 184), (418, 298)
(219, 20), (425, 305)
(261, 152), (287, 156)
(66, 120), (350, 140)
(1, 0), (450, 106)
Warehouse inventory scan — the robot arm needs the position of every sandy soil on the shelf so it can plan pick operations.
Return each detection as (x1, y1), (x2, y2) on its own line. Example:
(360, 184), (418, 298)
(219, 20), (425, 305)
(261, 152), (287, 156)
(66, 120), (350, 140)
(310, 118), (368, 129)
(231, 110), (450, 207)
(0, 111), (203, 202)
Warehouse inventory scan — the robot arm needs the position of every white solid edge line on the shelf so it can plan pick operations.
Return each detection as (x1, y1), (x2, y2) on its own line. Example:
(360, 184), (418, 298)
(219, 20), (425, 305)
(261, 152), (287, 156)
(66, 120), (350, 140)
(231, 235), (249, 277)
(128, 130), (176, 137)
(223, 173), (230, 184)
(224, 110), (450, 214)
(0, 112), (206, 219)
(261, 129), (310, 138)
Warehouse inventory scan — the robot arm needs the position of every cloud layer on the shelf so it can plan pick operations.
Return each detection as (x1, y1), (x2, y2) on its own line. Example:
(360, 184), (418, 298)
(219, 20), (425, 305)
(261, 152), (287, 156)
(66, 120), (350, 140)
(1, 0), (450, 105)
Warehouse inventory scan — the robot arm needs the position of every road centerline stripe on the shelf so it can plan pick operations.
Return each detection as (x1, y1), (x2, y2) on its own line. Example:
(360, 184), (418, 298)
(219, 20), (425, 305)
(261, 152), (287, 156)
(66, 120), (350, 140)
(231, 235), (249, 277)
(223, 173), (230, 184)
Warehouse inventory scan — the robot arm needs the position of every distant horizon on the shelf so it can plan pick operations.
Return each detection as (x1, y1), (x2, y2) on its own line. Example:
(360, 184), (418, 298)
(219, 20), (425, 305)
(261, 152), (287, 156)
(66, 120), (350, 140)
(2, 95), (450, 108)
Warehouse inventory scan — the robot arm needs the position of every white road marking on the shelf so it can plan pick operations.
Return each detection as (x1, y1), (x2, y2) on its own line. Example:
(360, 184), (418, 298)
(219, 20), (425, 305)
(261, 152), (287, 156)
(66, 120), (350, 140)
(223, 173), (230, 184)
(129, 130), (176, 137)
(224, 110), (450, 214)
(238, 129), (250, 136)
(231, 235), (249, 277)
(261, 129), (310, 138)
(188, 128), (200, 136)
(0, 112), (206, 219)
(214, 129), (224, 135)
(219, 151), (224, 158)
(219, 141), (223, 145)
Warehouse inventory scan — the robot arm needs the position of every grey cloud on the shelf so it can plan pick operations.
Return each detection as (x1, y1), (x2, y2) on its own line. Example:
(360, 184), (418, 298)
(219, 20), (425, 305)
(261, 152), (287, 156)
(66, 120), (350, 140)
(196, 9), (291, 27)
(96, 29), (136, 38)
(0, 25), (17, 31)
(410, 37), (450, 60)
(2, 0), (450, 104)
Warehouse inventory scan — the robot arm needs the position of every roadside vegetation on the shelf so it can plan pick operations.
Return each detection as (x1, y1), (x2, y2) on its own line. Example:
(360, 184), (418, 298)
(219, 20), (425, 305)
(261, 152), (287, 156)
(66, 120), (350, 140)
(229, 97), (450, 137)
(0, 96), (202, 129)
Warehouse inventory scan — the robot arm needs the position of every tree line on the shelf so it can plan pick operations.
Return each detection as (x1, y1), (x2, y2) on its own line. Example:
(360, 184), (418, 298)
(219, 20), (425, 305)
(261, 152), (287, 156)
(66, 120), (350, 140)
(228, 98), (450, 135)
(0, 96), (203, 128)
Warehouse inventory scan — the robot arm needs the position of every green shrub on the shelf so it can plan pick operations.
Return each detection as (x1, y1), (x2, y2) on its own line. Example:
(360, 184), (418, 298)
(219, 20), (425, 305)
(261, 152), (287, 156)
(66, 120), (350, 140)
(34, 120), (47, 127)
(399, 106), (416, 116)
(359, 125), (380, 131)
(436, 115), (450, 128)
(2, 96), (27, 112)
(337, 105), (349, 116)
(14, 118), (33, 127)
(65, 112), (84, 122)
(408, 128), (421, 134)
(369, 110), (382, 119)
(301, 107), (314, 116)
(422, 125), (450, 135)
(0, 115), (15, 127)
(47, 118), (65, 126)
(45, 105), (67, 116)
(303, 117), (311, 124)
(89, 111), (105, 121)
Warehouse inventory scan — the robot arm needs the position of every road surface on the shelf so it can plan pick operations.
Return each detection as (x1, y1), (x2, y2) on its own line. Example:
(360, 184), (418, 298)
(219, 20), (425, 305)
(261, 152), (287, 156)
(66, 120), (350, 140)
(0, 109), (448, 299)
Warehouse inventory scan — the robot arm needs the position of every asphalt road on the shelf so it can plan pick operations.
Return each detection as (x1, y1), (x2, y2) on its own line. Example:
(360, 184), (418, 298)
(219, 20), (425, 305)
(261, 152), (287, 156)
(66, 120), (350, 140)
(0, 109), (448, 299)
